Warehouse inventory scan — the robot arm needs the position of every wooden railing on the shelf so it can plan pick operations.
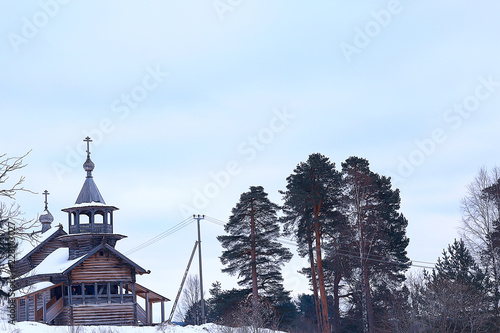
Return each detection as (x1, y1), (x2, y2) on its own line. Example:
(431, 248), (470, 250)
(69, 223), (113, 234)
(66, 294), (134, 305)
(45, 298), (63, 323)
(137, 304), (147, 325)
(35, 296), (58, 322)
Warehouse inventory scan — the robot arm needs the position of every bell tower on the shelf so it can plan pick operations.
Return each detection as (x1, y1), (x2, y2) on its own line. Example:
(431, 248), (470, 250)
(60, 137), (125, 259)
(62, 137), (118, 234)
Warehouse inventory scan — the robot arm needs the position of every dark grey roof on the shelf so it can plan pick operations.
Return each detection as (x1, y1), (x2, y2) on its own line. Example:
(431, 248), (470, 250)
(75, 177), (106, 204)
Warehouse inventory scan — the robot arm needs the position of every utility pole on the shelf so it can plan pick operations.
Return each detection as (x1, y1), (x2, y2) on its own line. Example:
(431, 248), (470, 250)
(193, 214), (206, 324)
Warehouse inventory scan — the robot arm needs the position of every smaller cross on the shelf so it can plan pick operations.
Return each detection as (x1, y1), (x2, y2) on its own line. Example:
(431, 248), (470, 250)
(84, 136), (93, 156)
(43, 190), (50, 210)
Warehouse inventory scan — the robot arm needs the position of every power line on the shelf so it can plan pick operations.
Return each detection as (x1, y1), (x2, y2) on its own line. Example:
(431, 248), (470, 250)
(125, 217), (194, 255)
(204, 215), (435, 270)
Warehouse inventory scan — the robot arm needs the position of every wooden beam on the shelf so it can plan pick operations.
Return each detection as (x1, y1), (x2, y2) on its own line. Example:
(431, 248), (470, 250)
(107, 282), (111, 304)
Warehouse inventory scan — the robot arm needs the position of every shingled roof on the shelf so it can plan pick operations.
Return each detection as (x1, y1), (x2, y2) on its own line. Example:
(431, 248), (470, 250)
(75, 176), (105, 204)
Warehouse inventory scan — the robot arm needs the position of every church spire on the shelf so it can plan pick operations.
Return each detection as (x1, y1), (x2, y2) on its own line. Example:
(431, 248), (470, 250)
(83, 136), (95, 178)
(75, 136), (105, 204)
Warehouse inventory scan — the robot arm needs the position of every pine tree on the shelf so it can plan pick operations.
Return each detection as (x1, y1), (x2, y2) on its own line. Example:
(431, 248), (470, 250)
(281, 153), (343, 333)
(217, 186), (292, 312)
(341, 156), (410, 333)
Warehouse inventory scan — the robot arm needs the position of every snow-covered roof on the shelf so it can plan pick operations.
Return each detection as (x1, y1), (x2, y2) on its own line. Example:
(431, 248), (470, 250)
(13, 281), (55, 298)
(62, 202), (116, 209)
(15, 225), (63, 260)
(17, 248), (83, 279)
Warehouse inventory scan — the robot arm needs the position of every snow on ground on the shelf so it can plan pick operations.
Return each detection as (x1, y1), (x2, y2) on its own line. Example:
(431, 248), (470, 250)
(0, 322), (284, 333)
(0, 304), (284, 333)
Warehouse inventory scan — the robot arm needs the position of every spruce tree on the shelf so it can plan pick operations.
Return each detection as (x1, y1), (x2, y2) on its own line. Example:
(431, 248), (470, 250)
(425, 239), (490, 331)
(217, 186), (292, 308)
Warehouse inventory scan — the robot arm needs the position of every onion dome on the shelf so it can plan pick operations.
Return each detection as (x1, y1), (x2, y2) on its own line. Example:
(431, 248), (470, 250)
(40, 190), (54, 233)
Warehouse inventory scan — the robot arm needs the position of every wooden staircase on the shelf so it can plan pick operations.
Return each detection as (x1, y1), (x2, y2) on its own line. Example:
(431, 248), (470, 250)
(36, 297), (64, 324)
(137, 304), (147, 325)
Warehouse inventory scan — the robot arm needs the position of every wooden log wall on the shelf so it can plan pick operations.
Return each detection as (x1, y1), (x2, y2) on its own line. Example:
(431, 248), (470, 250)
(70, 251), (133, 283)
(72, 303), (135, 326)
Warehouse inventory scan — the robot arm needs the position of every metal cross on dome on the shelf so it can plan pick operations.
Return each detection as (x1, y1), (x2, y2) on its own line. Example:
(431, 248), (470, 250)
(84, 136), (93, 156)
(43, 190), (50, 210)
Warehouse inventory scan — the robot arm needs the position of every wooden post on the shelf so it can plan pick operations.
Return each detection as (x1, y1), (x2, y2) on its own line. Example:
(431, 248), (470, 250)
(43, 292), (47, 323)
(107, 282), (111, 304)
(82, 283), (85, 305)
(94, 282), (98, 304)
(68, 284), (72, 305)
(75, 213), (80, 233)
(120, 282), (123, 304)
(161, 301), (165, 323)
(25, 296), (28, 321)
(145, 292), (149, 325)
(16, 298), (20, 322)
(34, 292), (38, 321)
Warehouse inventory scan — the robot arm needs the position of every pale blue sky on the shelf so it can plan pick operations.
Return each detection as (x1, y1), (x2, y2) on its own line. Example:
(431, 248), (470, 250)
(2, 0), (500, 320)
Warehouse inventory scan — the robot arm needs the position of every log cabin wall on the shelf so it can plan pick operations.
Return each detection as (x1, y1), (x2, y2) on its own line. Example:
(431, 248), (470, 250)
(69, 250), (133, 283)
(68, 238), (93, 260)
(53, 307), (70, 325)
(72, 303), (135, 326)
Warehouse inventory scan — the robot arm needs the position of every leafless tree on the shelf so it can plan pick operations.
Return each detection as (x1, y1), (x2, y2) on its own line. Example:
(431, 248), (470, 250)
(221, 296), (281, 332)
(179, 274), (203, 324)
(1, 152), (39, 301)
(460, 166), (500, 321)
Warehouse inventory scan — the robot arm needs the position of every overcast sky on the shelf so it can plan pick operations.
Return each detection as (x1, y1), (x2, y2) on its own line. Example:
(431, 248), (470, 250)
(2, 0), (500, 321)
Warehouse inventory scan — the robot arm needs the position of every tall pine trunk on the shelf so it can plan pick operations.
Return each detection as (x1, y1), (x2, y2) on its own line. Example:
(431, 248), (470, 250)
(362, 261), (375, 332)
(314, 203), (330, 333)
(359, 222), (374, 333)
(332, 271), (342, 333)
(307, 230), (324, 333)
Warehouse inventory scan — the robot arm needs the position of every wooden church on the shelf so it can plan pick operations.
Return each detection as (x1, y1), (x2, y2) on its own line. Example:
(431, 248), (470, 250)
(10, 137), (169, 326)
